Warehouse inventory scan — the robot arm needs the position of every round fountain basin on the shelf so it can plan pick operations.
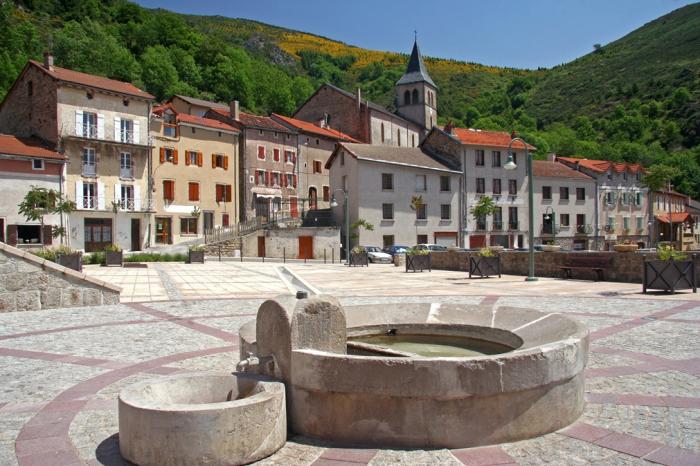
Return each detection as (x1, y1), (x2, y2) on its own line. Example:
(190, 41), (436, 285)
(118, 373), (286, 466)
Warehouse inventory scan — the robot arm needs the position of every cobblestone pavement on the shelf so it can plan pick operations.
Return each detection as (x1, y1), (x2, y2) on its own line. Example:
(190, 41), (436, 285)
(1, 262), (699, 465)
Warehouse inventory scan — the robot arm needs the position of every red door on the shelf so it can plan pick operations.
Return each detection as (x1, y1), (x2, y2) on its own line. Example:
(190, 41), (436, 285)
(257, 236), (266, 257)
(470, 235), (486, 248)
(222, 214), (229, 227)
(290, 197), (299, 218)
(298, 236), (313, 259)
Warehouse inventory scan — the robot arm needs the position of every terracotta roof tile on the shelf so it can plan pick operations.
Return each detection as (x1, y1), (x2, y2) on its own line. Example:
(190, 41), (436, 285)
(176, 113), (239, 133)
(450, 127), (536, 150)
(532, 160), (594, 180)
(557, 156), (645, 174)
(209, 108), (292, 132)
(271, 113), (359, 142)
(0, 134), (66, 160)
(655, 212), (691, 224)
(30, 61), (154, 100)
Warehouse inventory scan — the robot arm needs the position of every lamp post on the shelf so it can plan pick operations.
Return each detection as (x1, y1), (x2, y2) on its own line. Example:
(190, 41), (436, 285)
(504, 137), (537, 281)
(330, 189), (350, 265)
(544, 206), (556, 244)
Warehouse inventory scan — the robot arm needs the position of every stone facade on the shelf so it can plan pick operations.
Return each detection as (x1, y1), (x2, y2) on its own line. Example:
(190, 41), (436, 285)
(0, 242), (120, 312)
(241, 227), (340, 260)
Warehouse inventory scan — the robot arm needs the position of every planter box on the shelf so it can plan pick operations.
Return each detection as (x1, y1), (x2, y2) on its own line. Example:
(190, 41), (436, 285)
(469, 255), (501, 278)
(105, 250), (123, 267)
(349, 252), (369, 267)
(188, 250), (205, 264)
(542, 245), (561, 252)
(643, 257), (696, 293)
(57, 253), (82, 272)
(406, 254), (431, 273)
(614, 244), (638, 253)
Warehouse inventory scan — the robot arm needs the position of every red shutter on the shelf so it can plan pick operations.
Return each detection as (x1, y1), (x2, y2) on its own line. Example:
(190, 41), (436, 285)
(265, 171), (270, 186)
(223, 155), (229, 170)
(7, 225), (17, 246)
(185, 152), (190, 166)
(258, 146), (265, 159)
(159, 147), (165, 163)
(42, 225), (53, 246)
(215, 184), (223, 202)
(282, 174), (287, 187)
(274, 148), (280, 162)
(197, 152), (203, 167)
(211, 154), (216, 168)
(292, 152), (296, 163)
(173, 150), (179, 165)
(293, 174), (297, 188)
(225, 185), (232, 202)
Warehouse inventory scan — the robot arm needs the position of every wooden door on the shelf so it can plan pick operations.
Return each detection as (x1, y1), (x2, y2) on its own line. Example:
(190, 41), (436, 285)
(84, 218), (112, 252)
(257, 236), (265, 257)
(298, 236), (313, 259)
(222, 213), (229, 227)
(0, 218), (4, 243)
(155, 218), (171, 244)
(131, 219), (141, 251)
(290, 197), (298, 218)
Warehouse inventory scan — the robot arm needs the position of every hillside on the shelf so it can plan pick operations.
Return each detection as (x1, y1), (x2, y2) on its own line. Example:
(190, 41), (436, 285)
(0, 0), (699, 197)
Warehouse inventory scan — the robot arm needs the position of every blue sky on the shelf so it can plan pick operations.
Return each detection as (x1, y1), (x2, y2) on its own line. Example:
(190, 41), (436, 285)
(134, 0), (696, 69)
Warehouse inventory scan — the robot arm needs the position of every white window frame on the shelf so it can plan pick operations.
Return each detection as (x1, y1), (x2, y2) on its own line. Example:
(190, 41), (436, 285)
(31, 159), (44, 170)
(415, 174), (427, 192)
(382, 203), (394, 220)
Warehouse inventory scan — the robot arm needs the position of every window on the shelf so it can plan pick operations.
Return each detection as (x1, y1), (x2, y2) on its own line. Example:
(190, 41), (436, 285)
(635, 192), (643, 206)
(340, 151), (345, 166)
(576, 187), (586, 201)
(382, 173), (394, 190)
(316, 139), (320, 145)
(508, 179), (517, 195)
(576, 214), (586, 232)
(383, 235), (395, 249)
(82, 182), (96, 208)
(273, 148), (280, 162)
(215, 184), (232, 202)
(416, 204), (427, 220)
(636, 216), (644, 231)
(161, 147), (177, 164)
(417, 234), (428, 244)
(605, 191), (615, 205)
(259, 129), (264, 136)
(440, 204), (451, 220)
(493, 207), (503, 230)
(286, 173), (295, 188)
(313, 160), (322, 174)
(32, 159), (44, 170)
(492, 151), (501, 167)
(82, 148), (96, 176)
(475, 150), (485, 166)
(273, 132), (278, 139)
(180, 217), (198, 235)
(492, 178), (501, 195)
(256, 170), (266, 185)
(607, 171), (612, 181)
(162, 180), (175, 202)
(163, 122), (177, 138)
(82, 112), (97, 138)
(623, 216), (630, 231)
(440, 176), (451, 192)
(510, 152), (517, 165)
(272, 172), (281, 186)
(543, 186), (552, 200)
(404, 90), (411, 105)
(119, 185), (134, 210)
(476, 178), (485, 194)
(412, 89), (419, 104)
(188, 182), (199, 201)
(508, 207), (519, 229)
(27, 81), (33, 96)
(212, 154), (228, 169)
(415, 175), (427, 191)
(120, 152), (133, 179)
(322, 185), (330, 202)
(412, 134), (416, 147)
(606, 216), (615, 230)
(257, 146), (266, 160)
(284, 150), (296, 164)
(342, 175), (347, 191)
(623, 171), (628, 181)
(560, 187), (569, 200)
(382, 203), (394, 220)
(381, 123), (385, 143)
(119, 119), (134, 143)
(397, 129), (401, 147)
(560, 214), (570, 227)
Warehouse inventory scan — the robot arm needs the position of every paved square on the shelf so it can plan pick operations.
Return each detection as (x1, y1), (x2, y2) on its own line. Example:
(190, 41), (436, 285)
(1, 261), (698, 465)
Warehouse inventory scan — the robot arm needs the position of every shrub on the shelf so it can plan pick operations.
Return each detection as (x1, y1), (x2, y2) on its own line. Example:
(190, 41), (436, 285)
(104, 244), (122, 252)
(30, 245), (78, 263)
(351, 246), (366, 254)
(188, 244), (205, 252)
(406, 248), (429, 256)
(84, 252), (105, 265)
(657, 244), (686, 261)
(479, 247), (495, 257)
(123, 253), (187, 262)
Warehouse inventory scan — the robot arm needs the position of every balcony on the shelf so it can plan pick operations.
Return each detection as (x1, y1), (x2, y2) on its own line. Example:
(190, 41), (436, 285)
(508, 221), (519, 231)
(541, 224), (558, 235)
(120, 167), (134, 179)
(82, 164), (96, 177)
(81, 196), (96, 209)
(576, 224), (593, 235)
(119, 130), (134, 144)
(119, 198), (135, 211)
(492, 221), (503, 231)
(81, 124), (97, 139)
(475, 221), (487, 231)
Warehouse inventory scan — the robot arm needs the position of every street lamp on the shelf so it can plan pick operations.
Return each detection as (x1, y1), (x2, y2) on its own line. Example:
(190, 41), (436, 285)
(330, 188), (350, 265)
(504, 137), (537, 281)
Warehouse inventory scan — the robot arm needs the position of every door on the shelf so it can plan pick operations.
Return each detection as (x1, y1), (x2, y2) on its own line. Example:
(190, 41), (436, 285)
(470, 235), (486, 248)
(131, 219), (141, 251)
(84, 218), (112, 252)
(222, 213), (230, 227)
(290, 197), (298, 218)
(203, 212), (214, 232)
(435, 232), (457, 247)
(155, 217), (172, 244)
(257, 236), (265, 257)
(308, 188), (318, 210)
(298, 236), (313, 259)
(0, 218), (5, 243)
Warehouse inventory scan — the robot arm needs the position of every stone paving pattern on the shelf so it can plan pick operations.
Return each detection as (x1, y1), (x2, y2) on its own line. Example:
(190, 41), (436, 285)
(0, 261), (698, 465)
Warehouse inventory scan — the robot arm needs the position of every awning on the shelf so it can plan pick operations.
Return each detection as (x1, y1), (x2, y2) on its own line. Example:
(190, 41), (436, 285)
(251, 187), (282, 196)
(655, 212), (691, 224)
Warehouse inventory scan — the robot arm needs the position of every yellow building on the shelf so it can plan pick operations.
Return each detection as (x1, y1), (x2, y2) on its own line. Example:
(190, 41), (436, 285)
(150, 104), (240, 245)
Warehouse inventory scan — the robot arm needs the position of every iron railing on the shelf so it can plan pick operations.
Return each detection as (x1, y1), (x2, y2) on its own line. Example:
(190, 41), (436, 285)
(508, 221), (520, 231)
(576, 224), (593, 234)
(492, 221), (503, 231)
(82, 163), (96, 177)
(82, 124), (97, 139)
(120, 167), (134, 179)
(119, 130), (134, 144)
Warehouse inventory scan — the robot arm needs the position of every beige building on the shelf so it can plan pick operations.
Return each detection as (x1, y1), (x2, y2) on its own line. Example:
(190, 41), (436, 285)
(651, 188), (694, 250)
(532, 159), (596, 250)
(327, 143), (461, 250)
(150, 103), (240, 245)
(0, 55), (154, 252)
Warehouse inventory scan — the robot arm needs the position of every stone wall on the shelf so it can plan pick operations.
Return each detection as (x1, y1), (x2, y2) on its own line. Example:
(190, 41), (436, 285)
(241, 227), (340, 259)
(204, 237), (242, 257)
(430, 249), (700, 283)
(0, 243), (121, 312)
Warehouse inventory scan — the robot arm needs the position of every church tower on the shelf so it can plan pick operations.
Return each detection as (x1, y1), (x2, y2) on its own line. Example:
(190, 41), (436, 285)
(396, 39), (437, 131)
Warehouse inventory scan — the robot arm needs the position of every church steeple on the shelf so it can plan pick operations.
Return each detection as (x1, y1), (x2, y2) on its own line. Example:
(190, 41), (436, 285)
(395, 38), (437, 132)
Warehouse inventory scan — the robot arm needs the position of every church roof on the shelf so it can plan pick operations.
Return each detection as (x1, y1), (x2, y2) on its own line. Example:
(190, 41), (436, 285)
(396, 40), (437, 88)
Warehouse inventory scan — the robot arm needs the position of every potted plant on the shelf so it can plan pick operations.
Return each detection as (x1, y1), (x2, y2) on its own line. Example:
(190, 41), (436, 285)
(542, 241), (561, 252)
(614, 240), (639, 253)
(469, 247), (501, 278)
(188, 244), (206, 264)
(643, 245), (696, 294)
(349, 245), (369, 267)
(104, 243), (123, 267)
(55, 245), (83, 272)
(405, 248), (431, 273)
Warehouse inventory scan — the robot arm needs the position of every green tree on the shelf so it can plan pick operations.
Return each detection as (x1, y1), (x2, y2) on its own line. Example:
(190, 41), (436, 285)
(470, 196), (497, 226)
(641, 165), (679, 191)
(140, 45), (179, 100)
(349, 218), (374, 244)
(18, 187), (76, 245)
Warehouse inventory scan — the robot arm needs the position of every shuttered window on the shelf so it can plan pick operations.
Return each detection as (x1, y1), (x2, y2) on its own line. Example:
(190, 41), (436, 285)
(188, 182), (199, 201)
(163, 180), (175, 201)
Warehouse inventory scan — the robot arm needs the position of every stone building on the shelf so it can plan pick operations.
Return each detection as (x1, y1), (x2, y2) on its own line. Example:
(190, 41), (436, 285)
(271, 113), (358, 211)
(0, 54), (154, 252)
(326, 143), (461, 250)
(293, 40), (436, 146)
(532, 159), (596, 250)
(557, 157), (649, 249)
(0, 135), (67, 247)
(423, 126), (534, 249)
(150, 103), (240, 245)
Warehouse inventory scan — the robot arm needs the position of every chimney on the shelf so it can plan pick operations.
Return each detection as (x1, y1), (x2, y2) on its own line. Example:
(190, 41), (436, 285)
(444, 120), (455, 135)
(318, 116), (327, 128)
(547, 153), (557, 162)
(356, 88), (361, 112)
(229, 100), (240, 121)
(43, 52), (54, 71)
(510, 130), (517, 140)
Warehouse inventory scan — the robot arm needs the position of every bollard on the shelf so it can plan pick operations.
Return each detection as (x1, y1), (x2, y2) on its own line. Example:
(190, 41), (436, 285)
(324, 249), (327, 264)
(283, 248), (286, 263)
(296, 290), (308, 299)
(304, 256), (307, 264)
(218, 243), (221, 262)
(332, 248), (335, 264)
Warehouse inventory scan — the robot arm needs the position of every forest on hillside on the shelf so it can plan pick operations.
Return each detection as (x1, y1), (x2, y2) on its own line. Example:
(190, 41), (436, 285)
(1, 0), (699, 198)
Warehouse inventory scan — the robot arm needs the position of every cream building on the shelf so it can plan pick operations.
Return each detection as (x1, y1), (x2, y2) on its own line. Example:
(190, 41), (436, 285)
(150, 104), (240, 245)
(0, 55), (154, 252)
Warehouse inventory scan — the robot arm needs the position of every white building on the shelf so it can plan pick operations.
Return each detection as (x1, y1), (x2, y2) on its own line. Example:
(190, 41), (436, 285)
(326, 143), (461, 250)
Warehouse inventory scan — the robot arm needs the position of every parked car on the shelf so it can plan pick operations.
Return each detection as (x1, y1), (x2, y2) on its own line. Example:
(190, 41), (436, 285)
(413, 244), (448, 252)
(383, 245), (410, 256)
(363, 246), (393, 263)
